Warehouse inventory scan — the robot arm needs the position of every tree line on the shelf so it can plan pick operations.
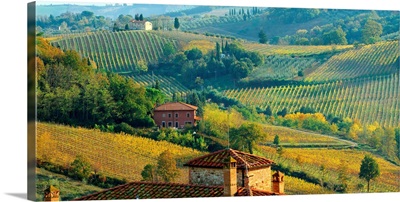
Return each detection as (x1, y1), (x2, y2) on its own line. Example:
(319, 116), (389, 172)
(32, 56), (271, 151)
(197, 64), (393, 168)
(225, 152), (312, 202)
(36, 37), (164, 129)
(152, 40), (263, 89)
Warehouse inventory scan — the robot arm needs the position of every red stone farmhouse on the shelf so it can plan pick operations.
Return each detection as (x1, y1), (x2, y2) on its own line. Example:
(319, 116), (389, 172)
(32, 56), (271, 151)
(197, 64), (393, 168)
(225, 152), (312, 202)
(74, 148), (284, 200)
(153, 102), (201, 129)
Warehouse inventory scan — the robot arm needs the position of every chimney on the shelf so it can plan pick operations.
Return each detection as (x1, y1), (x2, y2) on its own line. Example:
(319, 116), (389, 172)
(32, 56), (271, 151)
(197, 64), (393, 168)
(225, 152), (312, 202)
(223, 156), (237, 196)
(244, 169), (253, 196)
(44, 185), (60, 201)
(272, 171), (284, 194)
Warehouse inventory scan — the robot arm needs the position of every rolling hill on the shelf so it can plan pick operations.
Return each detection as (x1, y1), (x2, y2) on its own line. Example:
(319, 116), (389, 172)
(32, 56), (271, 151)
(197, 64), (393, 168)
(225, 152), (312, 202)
(50, 31), (179, 73)
(37, 122), (205, 183)
(224, 74), (400, 127)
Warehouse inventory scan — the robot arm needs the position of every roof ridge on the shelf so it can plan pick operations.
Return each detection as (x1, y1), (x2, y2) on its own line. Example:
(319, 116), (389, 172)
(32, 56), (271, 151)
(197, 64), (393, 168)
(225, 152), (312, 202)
(183, 149), (226, 166)
(229, 149), (250, 168)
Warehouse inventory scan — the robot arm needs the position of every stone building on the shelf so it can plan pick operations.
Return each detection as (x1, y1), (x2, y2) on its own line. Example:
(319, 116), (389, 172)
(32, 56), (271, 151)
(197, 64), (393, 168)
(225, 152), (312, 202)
(184, 148), (275, 192)
(75, 148), (284, 200)
(129, 20), (152, 30)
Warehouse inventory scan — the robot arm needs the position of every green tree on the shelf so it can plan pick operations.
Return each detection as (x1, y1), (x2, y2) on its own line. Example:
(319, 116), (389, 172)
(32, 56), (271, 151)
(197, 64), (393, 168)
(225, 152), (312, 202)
(174, 17), (180, 30)
(230, 123), (266, 154)
(273, 135), (280, 146)
(322, 27), (347, 45)
(265, 106), (272, 116)
(69, 155), (92, 181)
(258, 29), (267, 44)
(216, 42), (221, 61)
(156, 150), (180, 182)
(185, 48), (203, 61)
(141, 164), (156, 181)
(162, 42), (176, 60)
(359, 155), (380, 192)
(125, 24), (129, 30)
(139, 14), (144, 21)
(362, 20), (382, 44)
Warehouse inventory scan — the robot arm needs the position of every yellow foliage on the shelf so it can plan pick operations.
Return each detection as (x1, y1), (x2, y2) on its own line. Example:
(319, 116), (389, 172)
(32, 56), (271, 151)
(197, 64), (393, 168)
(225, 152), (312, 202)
(37, 122), (205, 183)
(183, 40), (215, 54)
(203, 103), (244, 138)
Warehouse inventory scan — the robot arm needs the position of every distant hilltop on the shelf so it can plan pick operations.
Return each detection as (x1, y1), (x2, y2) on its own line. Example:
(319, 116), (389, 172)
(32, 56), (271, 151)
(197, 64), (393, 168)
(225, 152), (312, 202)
(36, 4), (195, 19)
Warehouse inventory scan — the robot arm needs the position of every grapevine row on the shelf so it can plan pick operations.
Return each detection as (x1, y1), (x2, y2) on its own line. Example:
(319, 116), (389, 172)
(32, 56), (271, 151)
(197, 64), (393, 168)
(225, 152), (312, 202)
(223, 74), (400, 127)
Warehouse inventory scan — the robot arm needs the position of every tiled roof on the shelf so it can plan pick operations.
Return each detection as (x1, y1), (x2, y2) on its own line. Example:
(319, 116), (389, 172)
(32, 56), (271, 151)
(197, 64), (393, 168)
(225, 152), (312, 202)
(74, 181), (223, 200)
(184, 149), (274, 169)
(74, 181), (280, 200)
(236, 187), (279, 196)
(154, 102), (198, 111)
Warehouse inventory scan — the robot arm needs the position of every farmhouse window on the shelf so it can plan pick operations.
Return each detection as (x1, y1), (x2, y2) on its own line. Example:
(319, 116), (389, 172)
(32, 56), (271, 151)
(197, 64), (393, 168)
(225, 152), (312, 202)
(162, 121), (166, 127)
(187, 113), (190, 118)
(175, 113), (179, 118)
(162, 114), (166, 118)
(168, 113), (171, 118)
(168, 122), (172, 127)
(175, 122), (179, 128)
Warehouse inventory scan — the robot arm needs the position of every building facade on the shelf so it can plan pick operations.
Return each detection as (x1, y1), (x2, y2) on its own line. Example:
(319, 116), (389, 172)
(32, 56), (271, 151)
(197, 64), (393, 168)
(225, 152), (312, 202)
(184, 148), (274, 192)
(153, 102), (200, 129)
(129, 20), (152, 30)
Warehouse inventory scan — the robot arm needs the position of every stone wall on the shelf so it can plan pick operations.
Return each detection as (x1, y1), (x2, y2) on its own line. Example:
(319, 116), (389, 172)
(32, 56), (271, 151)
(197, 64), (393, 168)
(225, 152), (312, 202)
(189, 167), (224, 186)
(188, 166), (272, 191)
(248, 166), (271, 191)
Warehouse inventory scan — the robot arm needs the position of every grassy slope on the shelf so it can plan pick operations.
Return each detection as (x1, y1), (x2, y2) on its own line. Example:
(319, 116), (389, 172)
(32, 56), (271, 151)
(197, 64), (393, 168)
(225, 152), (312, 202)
(257, 146), (400, 193)
(36, 168), (102, 201)
(192, 13), (330, 41)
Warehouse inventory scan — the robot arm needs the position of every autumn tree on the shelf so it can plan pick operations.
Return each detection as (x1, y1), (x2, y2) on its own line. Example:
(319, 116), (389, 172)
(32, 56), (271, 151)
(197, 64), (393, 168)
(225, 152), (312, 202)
(156, 150), (180, 182)
(359, 155), (380, 192)
(69, 155), (93, 181)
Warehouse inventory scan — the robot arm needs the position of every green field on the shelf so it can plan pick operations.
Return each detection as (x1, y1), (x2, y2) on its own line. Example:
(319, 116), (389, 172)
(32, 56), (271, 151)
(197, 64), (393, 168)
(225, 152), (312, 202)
(51, 31), (178, 73)
(224, 74), (400, 127)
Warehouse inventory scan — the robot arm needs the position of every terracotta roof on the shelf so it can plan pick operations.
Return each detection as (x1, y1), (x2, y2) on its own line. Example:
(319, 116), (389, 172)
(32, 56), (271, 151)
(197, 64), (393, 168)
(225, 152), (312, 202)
(74, 181), (280, 200)
(154, 102), (198, 111)
(74, 181), (223, 200)
(236, 187), (279, 196)
(184, 149), (274, 169)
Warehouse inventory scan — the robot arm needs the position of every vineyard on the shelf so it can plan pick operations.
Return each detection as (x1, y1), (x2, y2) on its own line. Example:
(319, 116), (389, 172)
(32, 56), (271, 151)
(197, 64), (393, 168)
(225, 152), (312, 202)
(37, 122), (205, 183)
(284, 175), (334, 195)
(179, 15), (244, 30)
(263, 125), (351, 146)
(306, 41), (400, 81)
(223, 74), (400, 127)
(128, 74), (189, 96)
(248, 55), (317, 80)
(257, 146), (400, 193)
(51, 31), (178, 73)
(242, 43), (353, 56)
(151, 30), (234, 43)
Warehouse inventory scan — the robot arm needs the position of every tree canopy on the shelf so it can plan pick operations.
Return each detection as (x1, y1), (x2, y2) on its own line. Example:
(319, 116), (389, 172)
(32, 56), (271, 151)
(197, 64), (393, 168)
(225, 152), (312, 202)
(156, 150), (180, 182)
(359, 154), (380, 192)
(230, 122), (266, 154)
